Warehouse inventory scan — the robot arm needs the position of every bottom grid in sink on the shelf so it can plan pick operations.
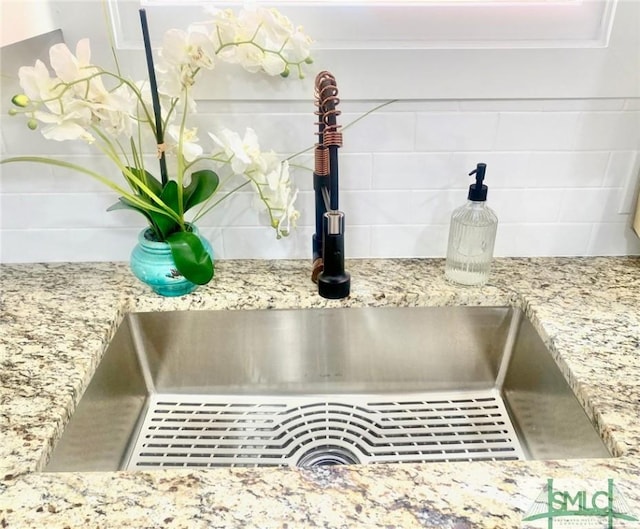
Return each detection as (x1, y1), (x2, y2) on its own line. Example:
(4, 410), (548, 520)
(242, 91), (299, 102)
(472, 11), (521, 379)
(125, 389), (525, 469)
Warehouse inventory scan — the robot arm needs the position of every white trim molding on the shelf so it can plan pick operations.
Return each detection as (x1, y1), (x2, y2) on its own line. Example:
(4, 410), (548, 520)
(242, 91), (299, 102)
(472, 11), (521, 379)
(102, 0), (639, 99)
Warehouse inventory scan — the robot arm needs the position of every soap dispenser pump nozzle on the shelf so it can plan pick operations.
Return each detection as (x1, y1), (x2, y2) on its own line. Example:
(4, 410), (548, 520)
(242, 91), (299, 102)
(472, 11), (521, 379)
(468, 163), (488, 202)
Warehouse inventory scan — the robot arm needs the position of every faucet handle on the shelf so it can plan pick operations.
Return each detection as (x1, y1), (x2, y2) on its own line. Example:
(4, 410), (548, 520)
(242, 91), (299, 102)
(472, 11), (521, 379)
(311, 257), (323, 283)
(318, 211), (351, 299)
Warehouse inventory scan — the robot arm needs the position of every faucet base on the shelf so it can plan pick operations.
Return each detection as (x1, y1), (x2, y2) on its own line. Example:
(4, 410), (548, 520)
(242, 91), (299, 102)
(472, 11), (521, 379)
(318, 271), (351, 299)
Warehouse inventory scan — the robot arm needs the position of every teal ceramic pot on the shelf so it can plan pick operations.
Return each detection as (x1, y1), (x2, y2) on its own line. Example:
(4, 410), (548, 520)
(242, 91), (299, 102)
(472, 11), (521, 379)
(130, 225), (213, 297)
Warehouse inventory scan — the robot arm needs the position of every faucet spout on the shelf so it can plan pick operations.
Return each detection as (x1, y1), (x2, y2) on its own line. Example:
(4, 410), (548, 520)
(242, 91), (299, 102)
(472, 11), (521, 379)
(312, 71), (350, 299)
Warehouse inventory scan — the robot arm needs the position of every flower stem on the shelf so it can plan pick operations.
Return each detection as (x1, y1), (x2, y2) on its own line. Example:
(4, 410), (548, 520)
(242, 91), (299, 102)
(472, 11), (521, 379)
(192, 179), (250, 223)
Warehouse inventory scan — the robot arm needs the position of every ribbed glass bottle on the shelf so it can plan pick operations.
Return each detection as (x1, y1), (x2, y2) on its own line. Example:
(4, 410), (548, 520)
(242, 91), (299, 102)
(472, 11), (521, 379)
(445, 201), (498, 286)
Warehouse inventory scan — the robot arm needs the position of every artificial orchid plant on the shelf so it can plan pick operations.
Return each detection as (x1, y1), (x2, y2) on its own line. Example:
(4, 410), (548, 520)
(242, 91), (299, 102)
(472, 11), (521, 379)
(3, 5), (312, 285)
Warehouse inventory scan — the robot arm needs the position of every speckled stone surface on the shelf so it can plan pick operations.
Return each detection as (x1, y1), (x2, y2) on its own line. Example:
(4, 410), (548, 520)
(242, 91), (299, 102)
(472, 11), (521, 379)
(1, 257), (639, 528)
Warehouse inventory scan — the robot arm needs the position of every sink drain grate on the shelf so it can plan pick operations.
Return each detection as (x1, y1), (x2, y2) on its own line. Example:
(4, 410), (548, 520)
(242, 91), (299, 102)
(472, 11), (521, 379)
(125, 389), (524, 469)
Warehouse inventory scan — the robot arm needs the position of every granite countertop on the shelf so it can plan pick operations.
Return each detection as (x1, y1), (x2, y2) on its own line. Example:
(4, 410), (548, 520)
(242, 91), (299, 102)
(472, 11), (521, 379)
(1, 257), (639, 528)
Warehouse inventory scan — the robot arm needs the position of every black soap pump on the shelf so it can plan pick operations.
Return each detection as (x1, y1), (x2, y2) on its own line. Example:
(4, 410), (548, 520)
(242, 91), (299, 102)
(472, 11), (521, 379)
(444, 163), (498, 286)
(468, 163), (488, 201)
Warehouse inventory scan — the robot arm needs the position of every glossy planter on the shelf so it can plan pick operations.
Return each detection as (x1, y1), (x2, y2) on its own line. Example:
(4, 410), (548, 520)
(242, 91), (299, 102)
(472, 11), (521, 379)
(130, 226), (213, 297)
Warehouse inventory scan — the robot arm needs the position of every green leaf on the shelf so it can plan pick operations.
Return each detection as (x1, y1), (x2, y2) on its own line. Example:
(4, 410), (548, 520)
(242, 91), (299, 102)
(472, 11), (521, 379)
(108, 181), (182, 241)
(152, 181), (182, 239)
(184, 169), (219, 212)
(167, 231), (214, 285)
(123, 167), (162, 198)
(107, 197), (162, 239)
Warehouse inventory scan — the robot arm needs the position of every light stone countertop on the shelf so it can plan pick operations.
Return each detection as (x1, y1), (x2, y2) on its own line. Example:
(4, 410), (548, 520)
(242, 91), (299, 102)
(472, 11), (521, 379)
(0, 257), (639, 528)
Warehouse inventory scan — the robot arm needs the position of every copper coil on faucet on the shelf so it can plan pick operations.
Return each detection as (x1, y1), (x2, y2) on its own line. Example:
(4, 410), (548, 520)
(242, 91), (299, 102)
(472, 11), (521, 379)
(322, 130), (343, 148)
(313, 72), (328, 140)
(313, 104), (324, 139)
(314, 145), (329, 176)
(315, 71), (342, 142)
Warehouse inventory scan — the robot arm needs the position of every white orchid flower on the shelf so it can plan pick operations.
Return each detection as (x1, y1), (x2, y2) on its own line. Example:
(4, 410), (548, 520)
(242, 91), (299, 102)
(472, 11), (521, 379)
(274, 185), (300, 237)
(49, 40), (117, 106)
(168, 124), (203, 163)
(261, 53), (287, 76)
(158, 27), (216, 96)
(209, 128), (260, 174)
(161, 28), (215, 70)
(258, 8), (295, 44)
(285, 28), (313, 63)
(20, 39), (137, 142)
(49, 39), (92, 83)
(208, 5), (311, 77)
(249, 157), (299, 237)
(18, 60), (65, 108)
(34, 101), (94, 142)
(208, 8), (241, 50)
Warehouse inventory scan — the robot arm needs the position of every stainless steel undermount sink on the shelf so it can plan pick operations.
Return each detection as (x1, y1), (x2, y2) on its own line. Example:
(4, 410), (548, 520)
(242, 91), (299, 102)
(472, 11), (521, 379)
(45, 306), (610, 472)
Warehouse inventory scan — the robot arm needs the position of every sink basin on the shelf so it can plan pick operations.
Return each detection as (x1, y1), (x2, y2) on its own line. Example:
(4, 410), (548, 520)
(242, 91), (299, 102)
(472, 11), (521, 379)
(45, 306), (610, 471)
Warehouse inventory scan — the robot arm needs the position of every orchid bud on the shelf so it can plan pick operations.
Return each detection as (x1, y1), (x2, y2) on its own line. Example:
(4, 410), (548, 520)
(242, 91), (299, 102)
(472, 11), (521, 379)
(8, 108), (17, 116)
(11, 94), (30, 107)
(27, 119), (38, 130)
(305, 57), (313, 65)
(280, 66), (290, 78)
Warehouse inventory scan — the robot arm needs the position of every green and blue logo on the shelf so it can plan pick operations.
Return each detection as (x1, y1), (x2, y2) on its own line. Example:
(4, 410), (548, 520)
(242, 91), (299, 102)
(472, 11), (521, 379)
(523, 479), (638, 528)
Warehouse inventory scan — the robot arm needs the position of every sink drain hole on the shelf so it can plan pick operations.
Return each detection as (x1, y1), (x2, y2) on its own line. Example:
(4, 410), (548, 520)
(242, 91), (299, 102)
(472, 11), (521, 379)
(296, 445), (360, 468)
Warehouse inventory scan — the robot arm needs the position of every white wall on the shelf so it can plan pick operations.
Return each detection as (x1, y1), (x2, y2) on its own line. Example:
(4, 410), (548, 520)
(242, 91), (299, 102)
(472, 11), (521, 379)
(0, 0), (56, 47)
(1, 1), (639, 263)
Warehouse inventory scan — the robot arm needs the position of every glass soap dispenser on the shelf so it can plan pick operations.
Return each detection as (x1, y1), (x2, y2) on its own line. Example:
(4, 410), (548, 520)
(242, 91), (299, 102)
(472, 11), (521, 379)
(445, 163), (498, 286)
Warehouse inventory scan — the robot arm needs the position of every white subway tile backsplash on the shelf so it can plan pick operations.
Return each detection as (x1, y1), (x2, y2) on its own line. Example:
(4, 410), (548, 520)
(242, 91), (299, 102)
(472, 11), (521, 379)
(1, 95), (639, 261)
(494, 223), (593, 257)
(524, 152), (609, 188)
(0, 192), (140, 229)
(0, 228), (140, 263)
(342, 190), (457, 226)
(415, 112), (499, 152)
(344, 112), (416, 153)
(588, 223), (640, 255)
(1, 162), (55, 192)
(372, 153), (452, 190)
(495, 112), (580, 151)
(605, 151), (639, 188)
(343, 226), (372, 259)
(335, 154), (373, 191)
(221, 226), (309, 260)
(558, 188), (626, 223)
(616, 153), (640, 215)
(369, 225), (449, 258)
(574, 112), (640, 151)
(490, 189), (564, 223)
